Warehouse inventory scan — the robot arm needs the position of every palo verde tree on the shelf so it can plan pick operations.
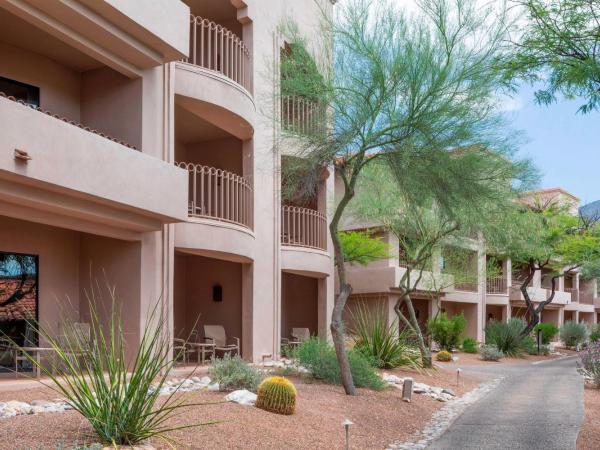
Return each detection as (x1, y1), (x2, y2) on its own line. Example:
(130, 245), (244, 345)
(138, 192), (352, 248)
(487, 198), (600, 335)
(506, 0), (600, 113)
(278, 0), (527, 394)
(349, 159), (523, 368)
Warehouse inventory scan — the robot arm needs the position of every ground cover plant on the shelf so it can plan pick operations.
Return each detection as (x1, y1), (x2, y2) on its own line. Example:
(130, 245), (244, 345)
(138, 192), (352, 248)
(462, 337), (478, 354)
(427, 313), (466, 351)
(13, 285), (213, 447)
(209, 354), (264, 392)
(480, 344), (504, 361)
(485, 318), (526, 357)
(578, 340), (600, 388)
(560, 321), (589, 348)
(295, 338), (385, 390)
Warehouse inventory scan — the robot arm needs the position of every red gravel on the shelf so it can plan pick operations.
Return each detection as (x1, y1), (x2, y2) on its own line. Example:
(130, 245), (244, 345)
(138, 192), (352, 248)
(577, 383), (600, 450)
(0, 367), (483, 450)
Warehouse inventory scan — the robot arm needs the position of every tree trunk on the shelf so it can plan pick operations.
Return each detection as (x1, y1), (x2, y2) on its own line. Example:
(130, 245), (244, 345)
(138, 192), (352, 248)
(394, 292), (432, 369)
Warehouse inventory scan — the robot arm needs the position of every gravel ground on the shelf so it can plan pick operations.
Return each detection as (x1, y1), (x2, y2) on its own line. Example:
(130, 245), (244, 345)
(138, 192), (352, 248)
(435, 350), (569, 367)
(577, 384), (600, 450)
(0, 367), (482, 450)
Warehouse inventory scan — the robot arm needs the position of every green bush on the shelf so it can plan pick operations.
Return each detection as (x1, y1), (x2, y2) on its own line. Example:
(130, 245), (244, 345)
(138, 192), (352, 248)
(560, 321), (589, 348)
(590, 324), (600, 343)
(462, 337), (478, 353)
(522, 335), (538, 355)
(295, 338), (385, 390)
(534, 323), (560, 344)
(427, 312), (466, 351)
(480, 344), (503, 361)
(348, 302), (421, 369)
(485, 318), (525, 357)
(209, 354), (263, 392)
(436, 350), (452, 361)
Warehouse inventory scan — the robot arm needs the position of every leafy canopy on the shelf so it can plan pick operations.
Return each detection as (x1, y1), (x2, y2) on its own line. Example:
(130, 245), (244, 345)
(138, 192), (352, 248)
(506, 0), (600, 113)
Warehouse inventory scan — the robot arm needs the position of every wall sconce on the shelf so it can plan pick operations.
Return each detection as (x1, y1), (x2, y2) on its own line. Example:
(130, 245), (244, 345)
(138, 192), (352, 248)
(14, 149), (31, 162)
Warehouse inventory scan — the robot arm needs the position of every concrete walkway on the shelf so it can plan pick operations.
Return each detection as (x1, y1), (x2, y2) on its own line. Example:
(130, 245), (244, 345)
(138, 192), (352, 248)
(428, 357), (584, 450)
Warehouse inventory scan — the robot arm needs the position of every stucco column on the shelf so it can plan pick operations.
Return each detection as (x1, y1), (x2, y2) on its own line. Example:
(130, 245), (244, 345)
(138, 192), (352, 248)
(477, 241), (486, 341)
(318, 276), (333, 341)
(242, 263), (254, 360)
(574, 310), (580, 323)
(558, 308), (564, 328)
(532, 270), (542, 288)
(504, 258), (512, 288)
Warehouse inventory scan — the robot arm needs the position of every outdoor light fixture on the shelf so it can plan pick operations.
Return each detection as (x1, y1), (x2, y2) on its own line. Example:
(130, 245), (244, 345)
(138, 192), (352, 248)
(342, 419), (354, 450)
(14, 149), (31, 162)
(456, 368), (461, 386)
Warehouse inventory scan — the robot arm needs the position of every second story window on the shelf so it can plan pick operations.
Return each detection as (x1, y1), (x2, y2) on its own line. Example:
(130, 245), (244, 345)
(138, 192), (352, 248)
(0, 76), (39, 107)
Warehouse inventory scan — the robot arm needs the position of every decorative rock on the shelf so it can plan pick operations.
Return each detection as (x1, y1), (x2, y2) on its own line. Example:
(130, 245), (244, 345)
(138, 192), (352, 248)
(208, 383), (220, 391)
(224, 389), (257, 406)
(442, 388), (456, 397)
(383, 374), (403, 384)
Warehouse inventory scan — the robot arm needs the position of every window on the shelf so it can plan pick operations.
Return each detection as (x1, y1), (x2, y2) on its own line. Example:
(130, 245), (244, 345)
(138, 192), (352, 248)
(0, 76), (40, 107)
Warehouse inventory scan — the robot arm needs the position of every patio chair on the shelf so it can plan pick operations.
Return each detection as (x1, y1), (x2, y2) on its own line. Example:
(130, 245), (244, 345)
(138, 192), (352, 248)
(203, 325), (240, 356)
(282, 327), (310, 347)
(173, 338), (195, 364)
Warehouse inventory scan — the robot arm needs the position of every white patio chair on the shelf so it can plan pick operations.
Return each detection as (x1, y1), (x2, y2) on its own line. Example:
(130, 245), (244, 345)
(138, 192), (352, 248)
(203, 325), (240, 356)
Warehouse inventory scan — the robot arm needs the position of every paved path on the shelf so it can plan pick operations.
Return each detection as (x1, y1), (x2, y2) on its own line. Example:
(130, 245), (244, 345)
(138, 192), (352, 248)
(428, 357), (584, 450)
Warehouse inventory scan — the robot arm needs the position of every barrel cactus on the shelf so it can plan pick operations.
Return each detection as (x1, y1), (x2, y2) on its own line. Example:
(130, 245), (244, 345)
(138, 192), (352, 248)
(255, 376), (297, 415)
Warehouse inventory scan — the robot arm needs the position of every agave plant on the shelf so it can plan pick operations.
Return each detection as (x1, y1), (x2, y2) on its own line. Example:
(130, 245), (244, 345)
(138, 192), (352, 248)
(347, 301), (421, 369)
(13, 282), (215, 447)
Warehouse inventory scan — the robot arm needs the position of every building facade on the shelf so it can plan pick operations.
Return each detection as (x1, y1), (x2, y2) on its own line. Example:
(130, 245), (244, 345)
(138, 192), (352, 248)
(342, 187), (599, 342)
(0, 0), (335, 366)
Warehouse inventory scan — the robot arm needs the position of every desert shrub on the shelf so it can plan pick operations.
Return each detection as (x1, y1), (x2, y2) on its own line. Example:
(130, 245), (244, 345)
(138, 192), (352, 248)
(485, 318), (525, 357)
(578, 340), (600, 388)
(480, 344), (503, 361)
(256, 376), (297, 415)
(534, 323), (560, 344)
(13, 285), (212, 446)
(462, 337), (478, 354)
(427, 312), (466, 351)
(590, 324), (600, 343)
(560, 321), (589, 348)
(209, 354), (263, 392)
(522, 335), (538, 355)
(436, 350), (452, 361)
(295, 338), (386, 390)
(348, 302), (421, 369)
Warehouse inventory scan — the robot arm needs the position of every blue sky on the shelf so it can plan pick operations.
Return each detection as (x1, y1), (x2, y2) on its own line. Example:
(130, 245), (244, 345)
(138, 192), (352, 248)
(503, 85), (600, 206)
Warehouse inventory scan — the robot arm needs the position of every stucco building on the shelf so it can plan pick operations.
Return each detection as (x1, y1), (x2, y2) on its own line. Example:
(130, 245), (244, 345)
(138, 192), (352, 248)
(0, 0), (335, 367)
(342, 187), (599, 342)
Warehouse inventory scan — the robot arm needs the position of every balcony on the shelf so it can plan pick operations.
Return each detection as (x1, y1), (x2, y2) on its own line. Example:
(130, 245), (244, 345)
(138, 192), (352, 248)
(1, 0), (189, 78)
(178, 163), (252, 229)
(174, 16), (254, 140)
(565, 287), (579, 303)
(0, 93), (187, 239)
(487, 276), (508, 294)
(280, 206), (331, 277)
(281, 96), (327, 136)
(174, 163), (254, 262)
(580, 291), (595, 305)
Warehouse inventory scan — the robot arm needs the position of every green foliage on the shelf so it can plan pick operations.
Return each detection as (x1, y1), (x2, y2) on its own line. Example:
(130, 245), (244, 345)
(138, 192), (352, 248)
(427, 313), (467, 351)
(339, 231), (391, 266)
(480, 344), (504, 361)
(295, 338), (386, 390)
(521, 335), (537, 355)
(505, 0), (600, 114)
(590, 324), (600, 343)
(436, 350), (452, 362)
(348, 302), (421, 369)
(209, 354), (263, 392)
(485, 318), (526, 357)
(462, 337), (479, 354)
(12, 285), (212, 446)
(256, 376), (297, 415)
(560, 321), (589, 348)
(534, 323), (560, 345)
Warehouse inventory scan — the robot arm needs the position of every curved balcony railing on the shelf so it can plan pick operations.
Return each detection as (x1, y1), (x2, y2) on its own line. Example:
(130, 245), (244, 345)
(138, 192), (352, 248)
(281, 205), (327, 251)
(177, 162), (253, 229)
(281, 96), (327, 136)
(183, 15), (251, 92)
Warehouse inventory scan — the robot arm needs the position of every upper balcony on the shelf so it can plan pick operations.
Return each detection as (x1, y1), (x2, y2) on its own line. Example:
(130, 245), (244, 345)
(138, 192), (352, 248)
(174, 10), (254, 141)
(0, 93), (187, 240)
(0, 0), (189, 78)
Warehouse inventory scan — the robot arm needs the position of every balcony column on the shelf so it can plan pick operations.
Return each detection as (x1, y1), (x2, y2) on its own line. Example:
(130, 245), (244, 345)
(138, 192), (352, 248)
(558, 308), (565, 328)
(574, 273), (580, 291)
(387, 233), (400, 267)
(504, 258), (512, 290)
(317, 277), (333, 341)
(477, 240), (485, 341)
(558, 271), (565, 292)
(532, 270), (542, 288)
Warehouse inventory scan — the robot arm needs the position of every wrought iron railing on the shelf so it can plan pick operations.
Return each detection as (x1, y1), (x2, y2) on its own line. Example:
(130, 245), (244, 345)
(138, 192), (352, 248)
(486, 276), (508, 294)
(177, 162), (253, 229)
(183, 15), (251, 91)
(281, 205), (327, 250)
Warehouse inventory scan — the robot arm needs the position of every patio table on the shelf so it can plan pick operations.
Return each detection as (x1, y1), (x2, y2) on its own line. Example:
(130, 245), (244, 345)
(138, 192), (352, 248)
(19, 347), (57, 378)
(189, 342), (216, 364)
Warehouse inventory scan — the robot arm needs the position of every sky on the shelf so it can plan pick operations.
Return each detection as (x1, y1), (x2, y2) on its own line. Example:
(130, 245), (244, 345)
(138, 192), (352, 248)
(501, 86), (600, 206)
(361, 0), (600, 206)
